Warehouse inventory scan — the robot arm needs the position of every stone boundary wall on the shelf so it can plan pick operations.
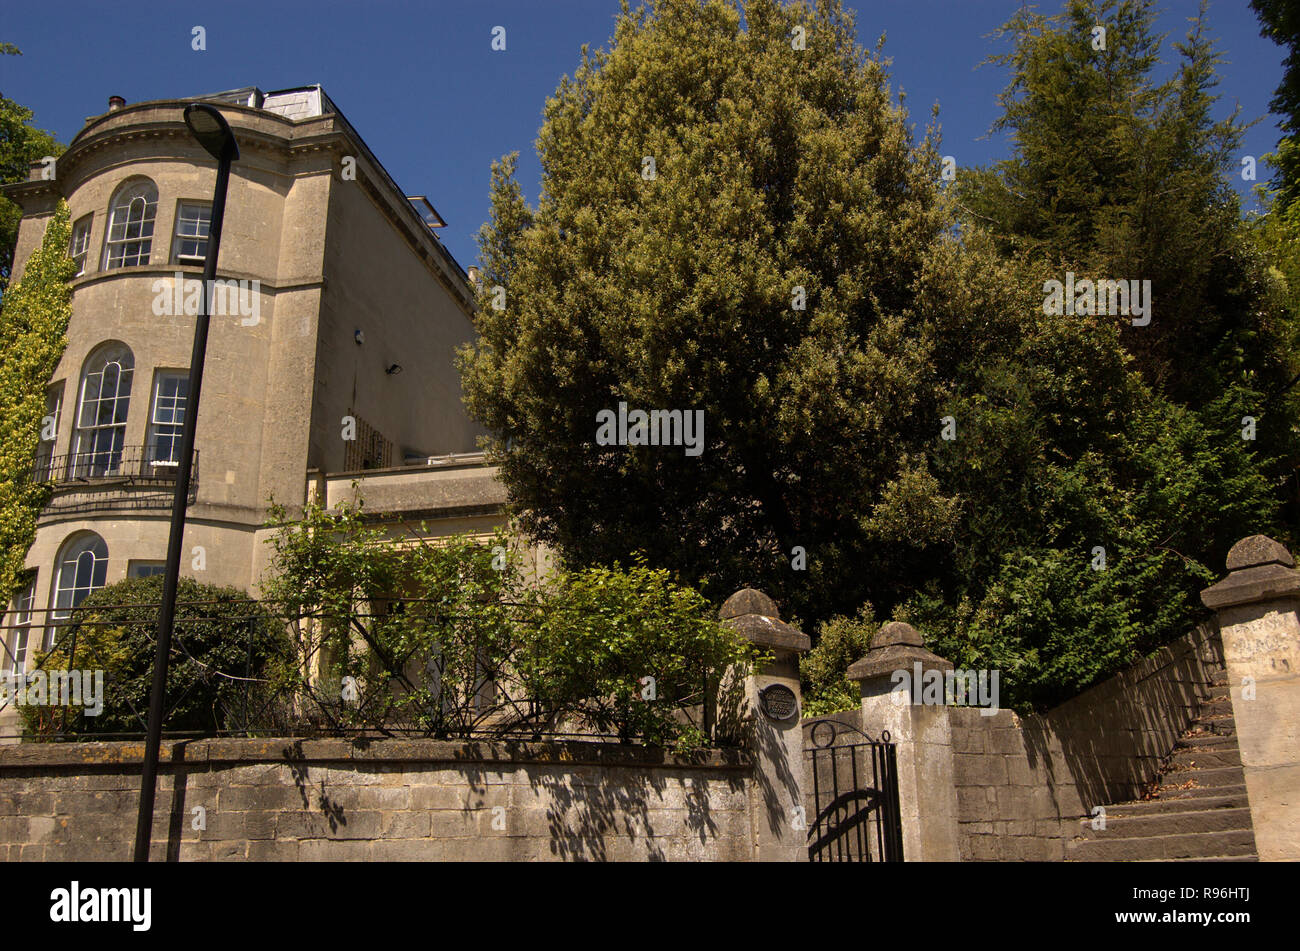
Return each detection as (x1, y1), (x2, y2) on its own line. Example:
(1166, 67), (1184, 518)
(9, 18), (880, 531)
(0, 737), (756, 861)
(950, 622), (1224, 861)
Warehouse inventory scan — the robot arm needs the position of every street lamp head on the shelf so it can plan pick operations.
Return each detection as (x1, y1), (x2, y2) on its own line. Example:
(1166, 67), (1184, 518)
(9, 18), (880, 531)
(183, 103), (239, 162)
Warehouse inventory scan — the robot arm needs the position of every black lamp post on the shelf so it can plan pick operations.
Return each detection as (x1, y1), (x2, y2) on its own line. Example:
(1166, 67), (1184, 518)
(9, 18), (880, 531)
(133, 103), (239, 862)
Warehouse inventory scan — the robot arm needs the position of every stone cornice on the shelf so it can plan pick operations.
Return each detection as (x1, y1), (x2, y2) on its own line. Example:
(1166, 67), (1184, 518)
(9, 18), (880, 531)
(69, 263), (325, 295)
(2, 99), (474, 313)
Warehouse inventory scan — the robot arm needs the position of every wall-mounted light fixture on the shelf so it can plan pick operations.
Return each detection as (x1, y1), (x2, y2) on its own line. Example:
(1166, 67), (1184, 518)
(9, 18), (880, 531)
(386, 363), (403, 375)
(354, 329), (365, 345)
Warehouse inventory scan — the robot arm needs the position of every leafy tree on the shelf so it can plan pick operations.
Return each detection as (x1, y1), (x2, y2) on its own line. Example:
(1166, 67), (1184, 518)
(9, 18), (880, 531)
(1242, 198), (1300, 518)
(906, 375), (1277, 709)
(25, 577), (291, 738)
(1, 43), (64, 298)
(1251, 0), (1300, 211)
(902, 230), (1276, 709)
(0, 199), (73, 605)
(461, 0), (953, 624)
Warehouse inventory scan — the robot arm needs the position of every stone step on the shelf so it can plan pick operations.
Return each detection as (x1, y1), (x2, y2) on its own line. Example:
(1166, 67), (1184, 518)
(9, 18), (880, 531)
(1190, 696), (1232, 711)
(1067, 829), (1257, 862)
(1166, 748), (1242, 769)
(1146, 854), (1258, 862)
(1174, 733), (1237, 750)
(1148, 782), (1250, 801)
(1206, 684), (1231, 699)
(1156, 766), (1246, 790)
(1188, 715), (1235, 736)
(1105, 790), (1249, 816)
(1076, 807), (1252, 840)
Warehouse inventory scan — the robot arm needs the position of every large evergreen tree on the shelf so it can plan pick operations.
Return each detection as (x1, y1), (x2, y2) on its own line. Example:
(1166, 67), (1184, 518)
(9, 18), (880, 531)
(1251, 0), (1300, 211)
(462, 0), (954, 623)
(958, 0), (1294, 419)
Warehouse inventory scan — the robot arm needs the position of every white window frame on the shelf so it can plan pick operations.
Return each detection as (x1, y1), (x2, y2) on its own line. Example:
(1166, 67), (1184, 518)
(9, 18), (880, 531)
(34, 385), (62, 481)
(69, 214), (93, 277)
(128, 561), (166, 579)
(171, 201), (211, 265)
(102, 180), (157, 269)
(4, 578), (35, 677)
(146, 370), (188, 468)
(50, 534), (109, 628)
(73, 345), (133, 478)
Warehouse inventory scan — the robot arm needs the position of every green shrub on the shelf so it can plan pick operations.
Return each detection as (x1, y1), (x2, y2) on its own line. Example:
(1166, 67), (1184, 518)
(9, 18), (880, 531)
(516, 560), (761, 749)
(899, 381), (1269, 711)
(261, 497), (757, 749)
(25, 576), (291, 737)
(800, 606), (876, 717)
(261, 496), (527, 736)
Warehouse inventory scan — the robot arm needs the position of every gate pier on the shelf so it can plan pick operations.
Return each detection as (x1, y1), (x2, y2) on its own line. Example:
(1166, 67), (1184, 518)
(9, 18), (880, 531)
(847, 621), (962, 861)
(720, 588), (810, 862)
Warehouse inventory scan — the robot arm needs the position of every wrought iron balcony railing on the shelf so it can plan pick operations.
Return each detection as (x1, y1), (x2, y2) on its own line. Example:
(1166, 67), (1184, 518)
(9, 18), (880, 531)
(31, 445), (199, 486)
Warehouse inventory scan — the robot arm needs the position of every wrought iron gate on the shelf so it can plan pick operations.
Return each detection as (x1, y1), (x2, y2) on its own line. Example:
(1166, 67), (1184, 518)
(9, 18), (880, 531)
(804, 717), (904, 862)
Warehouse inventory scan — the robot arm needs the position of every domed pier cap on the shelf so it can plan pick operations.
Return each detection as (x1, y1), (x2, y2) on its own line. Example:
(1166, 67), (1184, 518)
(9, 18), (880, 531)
(1202, 535), (1300, 611)
(846, 620), (952, 683)
(720, 588), (810, 652)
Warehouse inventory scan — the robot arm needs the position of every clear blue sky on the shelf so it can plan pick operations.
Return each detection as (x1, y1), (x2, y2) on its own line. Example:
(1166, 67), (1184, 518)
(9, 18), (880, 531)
(0, 0), (1286, 270)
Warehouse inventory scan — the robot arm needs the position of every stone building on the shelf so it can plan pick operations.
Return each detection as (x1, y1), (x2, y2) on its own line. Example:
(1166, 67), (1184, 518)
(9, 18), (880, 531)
(0, 85), (508, 740)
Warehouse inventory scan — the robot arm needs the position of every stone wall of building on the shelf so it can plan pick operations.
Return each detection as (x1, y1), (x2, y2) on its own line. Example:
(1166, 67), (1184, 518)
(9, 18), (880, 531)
(0, 737), (757, 861)
(948, 622), (1224, 861)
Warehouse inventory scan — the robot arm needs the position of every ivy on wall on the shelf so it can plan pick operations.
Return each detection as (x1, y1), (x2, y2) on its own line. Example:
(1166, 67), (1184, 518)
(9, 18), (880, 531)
(0, 200), (75, 605)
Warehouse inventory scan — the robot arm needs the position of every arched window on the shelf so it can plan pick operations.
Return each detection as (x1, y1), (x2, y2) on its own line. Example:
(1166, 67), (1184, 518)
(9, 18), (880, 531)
(72, 343), (134, 478)
(50, 534), (108, 624)
(103, 179), (158, 268)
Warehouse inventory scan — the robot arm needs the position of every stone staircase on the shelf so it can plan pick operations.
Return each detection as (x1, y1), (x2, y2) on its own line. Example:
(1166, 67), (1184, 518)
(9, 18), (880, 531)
(1066, 683), (1258, 861)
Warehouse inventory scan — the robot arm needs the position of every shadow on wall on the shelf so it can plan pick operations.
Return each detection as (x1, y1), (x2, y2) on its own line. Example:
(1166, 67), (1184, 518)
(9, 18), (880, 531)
(752, 709), (800, 842)
(522, 756), (747, 861)
(527, 767), (665, 860)
(1013, 621), (1224, 813)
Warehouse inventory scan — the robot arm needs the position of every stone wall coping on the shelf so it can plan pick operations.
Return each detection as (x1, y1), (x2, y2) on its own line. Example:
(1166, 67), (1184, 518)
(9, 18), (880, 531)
(717, 587), (810, 652)
(1201, 534), (1300, 609)
(0, 737), (752, 772)
(871, 620), (924, 649)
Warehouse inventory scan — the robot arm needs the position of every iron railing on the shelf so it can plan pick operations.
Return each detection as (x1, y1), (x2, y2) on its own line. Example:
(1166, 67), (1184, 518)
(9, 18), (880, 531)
(31, 445), (199, 486)
(0, 598), (726, 746)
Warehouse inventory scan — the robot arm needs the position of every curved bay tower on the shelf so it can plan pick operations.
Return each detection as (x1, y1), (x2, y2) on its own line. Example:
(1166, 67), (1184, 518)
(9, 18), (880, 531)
(0, 86), (512, 740)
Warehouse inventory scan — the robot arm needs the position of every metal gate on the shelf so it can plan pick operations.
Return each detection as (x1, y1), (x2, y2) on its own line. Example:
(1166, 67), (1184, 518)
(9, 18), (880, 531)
(804, 717), (904, 862)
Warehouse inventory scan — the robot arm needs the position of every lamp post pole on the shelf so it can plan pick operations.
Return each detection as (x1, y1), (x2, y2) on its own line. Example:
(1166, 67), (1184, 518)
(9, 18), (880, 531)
(133, 104), (238, 862)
